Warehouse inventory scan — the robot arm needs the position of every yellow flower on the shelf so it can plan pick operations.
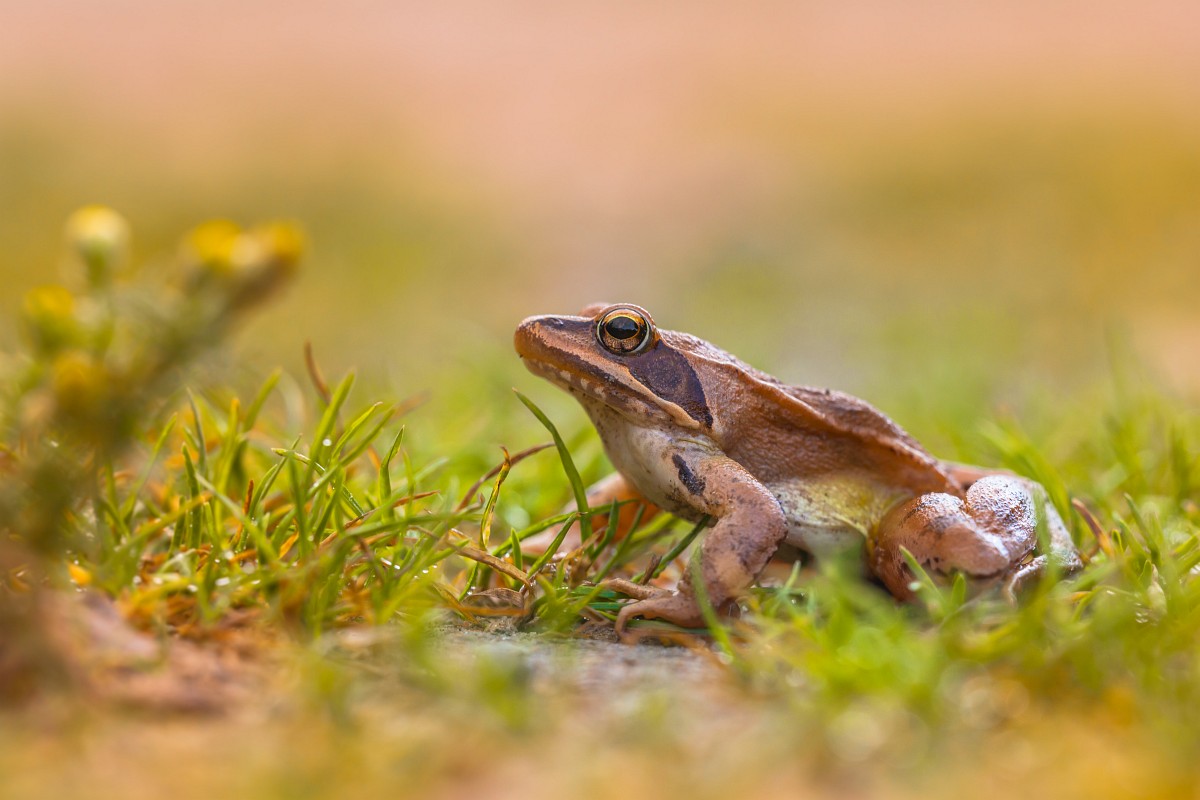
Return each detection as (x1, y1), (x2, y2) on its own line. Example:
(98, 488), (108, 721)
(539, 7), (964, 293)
(67, 562), (93, 587)
(181, 219), (242, 278)
(50, 351), (110, 420)
(21, 285), (80, 355)
(178, 218), (304, 311)
(253, 221), (306, 277)
(228, 221), (305, 307)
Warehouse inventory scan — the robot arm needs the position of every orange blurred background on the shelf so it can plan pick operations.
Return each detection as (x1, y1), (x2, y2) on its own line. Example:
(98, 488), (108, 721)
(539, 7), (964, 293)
(2, 1), (1198, 404)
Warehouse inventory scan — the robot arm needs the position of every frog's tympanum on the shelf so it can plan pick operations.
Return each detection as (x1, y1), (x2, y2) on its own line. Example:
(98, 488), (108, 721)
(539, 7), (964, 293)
(514, 303), (1081, 637)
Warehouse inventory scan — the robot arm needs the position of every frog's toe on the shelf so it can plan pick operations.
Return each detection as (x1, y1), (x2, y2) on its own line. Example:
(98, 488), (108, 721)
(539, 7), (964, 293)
(1000, 548), (1082, 603)
(1000, 556), (1046, 604)
(598, 578), (662, 601)
(613, 592), (707, 642)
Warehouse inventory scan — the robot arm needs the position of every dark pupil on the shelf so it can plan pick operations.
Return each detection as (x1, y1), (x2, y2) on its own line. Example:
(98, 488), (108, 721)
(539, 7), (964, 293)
(604, 316), (641, 340)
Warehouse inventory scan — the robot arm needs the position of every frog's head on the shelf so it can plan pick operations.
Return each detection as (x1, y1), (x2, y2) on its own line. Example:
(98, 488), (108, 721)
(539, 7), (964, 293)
(514, 303), (714, 430)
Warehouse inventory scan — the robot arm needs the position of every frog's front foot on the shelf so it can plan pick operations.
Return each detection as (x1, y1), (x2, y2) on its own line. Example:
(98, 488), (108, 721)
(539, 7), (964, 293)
(598, 578), (661, 601)
(600, 580), (707, 642)
(614, 591), (707, 643)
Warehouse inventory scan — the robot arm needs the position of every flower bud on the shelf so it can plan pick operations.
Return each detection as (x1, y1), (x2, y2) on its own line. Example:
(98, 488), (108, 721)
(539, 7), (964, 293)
(180, 219), (242, 281)
(252, 221), (305, 277)
(64, 206), (130, 290)
(231, 221), (305, 293)
(177, 218), (304, 312)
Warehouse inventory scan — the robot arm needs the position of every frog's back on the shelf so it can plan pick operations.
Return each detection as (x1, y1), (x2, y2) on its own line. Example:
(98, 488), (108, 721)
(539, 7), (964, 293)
(659, 328), (955, 491)
(724, 376), (953, 554)
(782, 384), (925, 449)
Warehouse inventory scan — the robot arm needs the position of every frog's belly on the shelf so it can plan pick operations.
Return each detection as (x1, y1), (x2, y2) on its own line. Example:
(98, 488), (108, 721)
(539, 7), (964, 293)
(769, 477), (904, 559)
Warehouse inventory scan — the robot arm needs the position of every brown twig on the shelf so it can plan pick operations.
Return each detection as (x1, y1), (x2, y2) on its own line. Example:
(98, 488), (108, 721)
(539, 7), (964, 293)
(454, 442), (553, 512)
(1072, 498), (1111, 559)
(317, 490), (440, 550)
(303, 340), (331, 405)
(455, 544), (531, 586)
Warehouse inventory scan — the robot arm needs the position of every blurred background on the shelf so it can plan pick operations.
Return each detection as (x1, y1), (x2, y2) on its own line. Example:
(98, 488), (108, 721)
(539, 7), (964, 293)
(2, 0), (1198, 439)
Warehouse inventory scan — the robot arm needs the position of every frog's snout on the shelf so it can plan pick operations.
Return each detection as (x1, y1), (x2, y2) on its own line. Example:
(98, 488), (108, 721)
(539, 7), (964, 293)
(513, 315), (544, 359)
(514, 314), (573, 360)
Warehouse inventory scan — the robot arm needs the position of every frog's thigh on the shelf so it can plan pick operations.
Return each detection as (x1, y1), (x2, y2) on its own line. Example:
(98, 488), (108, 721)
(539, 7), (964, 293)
(870, 475), (1042, 600)
(939, 461), (1010, 490)
(938, 468), (1081, 575)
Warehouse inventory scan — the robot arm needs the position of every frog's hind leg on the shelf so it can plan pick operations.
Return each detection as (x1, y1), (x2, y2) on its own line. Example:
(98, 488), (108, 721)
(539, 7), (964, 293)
(940, 461), (1008, 491)
(522, 472), (661, 556)
(870, 475), (1080, 601)
(995, 479), (1082, 599)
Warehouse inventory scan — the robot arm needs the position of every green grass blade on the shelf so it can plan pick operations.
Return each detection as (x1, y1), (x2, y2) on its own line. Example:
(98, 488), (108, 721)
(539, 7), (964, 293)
(515, 391), (591, 543)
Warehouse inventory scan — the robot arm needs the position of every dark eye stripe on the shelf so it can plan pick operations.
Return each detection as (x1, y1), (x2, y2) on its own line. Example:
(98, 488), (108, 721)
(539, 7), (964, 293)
(626, 346), (713, 428)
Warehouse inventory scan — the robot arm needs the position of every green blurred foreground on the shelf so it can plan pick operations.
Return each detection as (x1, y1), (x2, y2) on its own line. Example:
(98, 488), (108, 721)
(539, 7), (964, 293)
(1, 210), (1199, 799)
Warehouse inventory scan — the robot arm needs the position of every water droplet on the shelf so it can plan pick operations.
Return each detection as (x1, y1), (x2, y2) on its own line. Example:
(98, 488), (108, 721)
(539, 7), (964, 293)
(322, 438), (333, 447)
(215, 577), (231, 587)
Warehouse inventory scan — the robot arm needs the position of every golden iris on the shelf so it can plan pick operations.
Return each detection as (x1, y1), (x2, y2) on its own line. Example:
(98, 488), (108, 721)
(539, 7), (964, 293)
(597, 308), (651, 354)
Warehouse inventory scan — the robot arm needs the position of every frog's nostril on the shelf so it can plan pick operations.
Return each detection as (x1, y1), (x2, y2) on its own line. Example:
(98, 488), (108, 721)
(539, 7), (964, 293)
(514, 316), (553, 357)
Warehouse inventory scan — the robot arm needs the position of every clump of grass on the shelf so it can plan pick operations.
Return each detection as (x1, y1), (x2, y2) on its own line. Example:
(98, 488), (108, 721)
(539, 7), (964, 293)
(0, 207), (302, 700)
(0, 209), (706, 680)
(71, 371), (706, 640)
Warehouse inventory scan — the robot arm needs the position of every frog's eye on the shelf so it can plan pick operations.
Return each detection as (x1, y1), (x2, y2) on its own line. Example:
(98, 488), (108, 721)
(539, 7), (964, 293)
(597, 307), (652, 355)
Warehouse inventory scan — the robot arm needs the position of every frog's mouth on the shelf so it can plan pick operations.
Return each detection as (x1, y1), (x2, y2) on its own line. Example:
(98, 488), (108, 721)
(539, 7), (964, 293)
(519, 353), (617, 404)
(514, 314), (697, 428)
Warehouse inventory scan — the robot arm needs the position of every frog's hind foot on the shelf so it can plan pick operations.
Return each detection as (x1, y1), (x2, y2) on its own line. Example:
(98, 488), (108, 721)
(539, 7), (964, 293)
(1001, 555), (1048, 603)
(1001, 545), (1083, 603)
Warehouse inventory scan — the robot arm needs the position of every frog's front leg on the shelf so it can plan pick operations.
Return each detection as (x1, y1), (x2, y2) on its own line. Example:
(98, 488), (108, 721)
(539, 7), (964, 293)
(870, 474), (1081, 600)
(613, 454), (789, 638)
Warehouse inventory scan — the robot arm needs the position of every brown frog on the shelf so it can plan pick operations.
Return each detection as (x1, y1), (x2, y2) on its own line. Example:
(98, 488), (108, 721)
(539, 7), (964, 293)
(514, 303), (1081, 637)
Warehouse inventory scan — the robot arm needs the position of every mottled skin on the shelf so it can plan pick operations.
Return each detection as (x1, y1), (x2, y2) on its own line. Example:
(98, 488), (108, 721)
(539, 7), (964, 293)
(514, 303), (1081, 638)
